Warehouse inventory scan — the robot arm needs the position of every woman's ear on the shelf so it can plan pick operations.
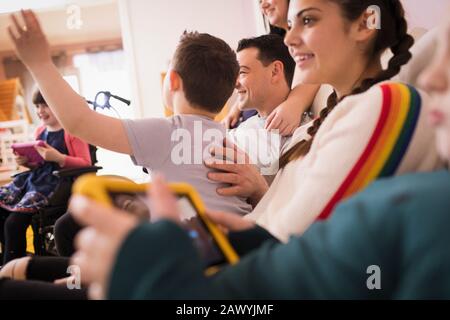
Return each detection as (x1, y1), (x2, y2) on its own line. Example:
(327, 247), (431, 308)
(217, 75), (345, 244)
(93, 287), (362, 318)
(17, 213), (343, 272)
(351, 8), (379, 43)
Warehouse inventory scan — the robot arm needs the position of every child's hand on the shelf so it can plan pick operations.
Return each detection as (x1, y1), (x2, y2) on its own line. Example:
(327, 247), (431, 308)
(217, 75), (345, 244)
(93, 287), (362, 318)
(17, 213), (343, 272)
(14, 154), (29, 167)
(35, 142), (66, 166)
(8, 10), (52, 69)
(265, 99), (303, 136)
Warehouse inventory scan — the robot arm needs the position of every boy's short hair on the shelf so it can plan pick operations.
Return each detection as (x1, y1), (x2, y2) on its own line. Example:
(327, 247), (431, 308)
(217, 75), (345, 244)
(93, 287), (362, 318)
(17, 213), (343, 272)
(172, 31), (239, 114)
(32, 90), (47, 106)
(237, 34), (295, 88)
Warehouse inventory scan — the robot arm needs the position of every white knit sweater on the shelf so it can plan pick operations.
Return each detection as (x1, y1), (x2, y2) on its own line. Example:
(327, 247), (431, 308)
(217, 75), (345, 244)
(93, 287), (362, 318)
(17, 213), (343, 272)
(246, 81), (444, 242)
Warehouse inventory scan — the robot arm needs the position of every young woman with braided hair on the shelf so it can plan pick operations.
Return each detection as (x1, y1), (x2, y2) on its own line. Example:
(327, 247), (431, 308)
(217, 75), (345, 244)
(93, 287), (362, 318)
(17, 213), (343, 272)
(280, 0), (416, 163)
(205, 0), (444, 241)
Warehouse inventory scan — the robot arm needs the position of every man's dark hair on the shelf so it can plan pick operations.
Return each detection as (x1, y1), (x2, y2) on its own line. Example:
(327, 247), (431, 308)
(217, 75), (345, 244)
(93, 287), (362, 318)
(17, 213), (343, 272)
(32, 90), (47, 106)
(237, 34), (295, 88)
(172, 31), (239, 113)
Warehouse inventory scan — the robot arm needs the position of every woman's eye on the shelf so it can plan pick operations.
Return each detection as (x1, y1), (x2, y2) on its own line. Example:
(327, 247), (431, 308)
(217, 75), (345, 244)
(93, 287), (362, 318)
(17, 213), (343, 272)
(303, 16), (314, 25)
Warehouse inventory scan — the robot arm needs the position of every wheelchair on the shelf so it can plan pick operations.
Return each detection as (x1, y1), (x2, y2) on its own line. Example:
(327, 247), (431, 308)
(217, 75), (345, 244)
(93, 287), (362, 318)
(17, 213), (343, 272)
(27, 145), (102, 256)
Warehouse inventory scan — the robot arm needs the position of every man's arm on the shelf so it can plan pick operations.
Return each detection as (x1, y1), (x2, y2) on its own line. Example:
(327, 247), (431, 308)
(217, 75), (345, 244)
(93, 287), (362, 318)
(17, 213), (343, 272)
(8, 10), (132, 155)
(265, 76), (320, 134)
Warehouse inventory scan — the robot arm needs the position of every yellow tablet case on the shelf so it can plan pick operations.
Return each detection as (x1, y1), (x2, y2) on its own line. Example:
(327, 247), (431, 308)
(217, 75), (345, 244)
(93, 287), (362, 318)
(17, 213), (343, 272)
(72, 175), (240, 269)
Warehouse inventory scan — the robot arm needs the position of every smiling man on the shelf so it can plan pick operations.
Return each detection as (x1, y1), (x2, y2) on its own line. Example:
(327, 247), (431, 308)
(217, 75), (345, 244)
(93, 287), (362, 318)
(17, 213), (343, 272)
(228, 34), (295, 177)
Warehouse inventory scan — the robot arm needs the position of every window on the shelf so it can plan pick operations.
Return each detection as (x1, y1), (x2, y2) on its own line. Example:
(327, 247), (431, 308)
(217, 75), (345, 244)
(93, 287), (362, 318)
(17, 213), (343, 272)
(73, 49), (147, 182)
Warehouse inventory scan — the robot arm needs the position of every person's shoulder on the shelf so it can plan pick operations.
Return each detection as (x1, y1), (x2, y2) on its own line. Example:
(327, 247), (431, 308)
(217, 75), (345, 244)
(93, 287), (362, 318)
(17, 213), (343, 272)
(346, 171), (450, 212)
(123, 116), (173, 127)
(171, 114), (215, 125)
(369, 170), (450, 194)
(344, 80), (420, 103)
(34, 124), (46, 137)
(121, 117), (175, 142)
(236, 114), (264, 129)
(333, 81), (425, 121)
(65, 130), (86, 142)
(171, 114), (226, 135)
(332, 171), (450, 231)
(366, 171), (450, 246)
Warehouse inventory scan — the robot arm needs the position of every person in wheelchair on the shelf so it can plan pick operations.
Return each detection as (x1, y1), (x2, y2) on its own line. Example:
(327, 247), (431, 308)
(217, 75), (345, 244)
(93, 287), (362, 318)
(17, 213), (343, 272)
(0, 90), (92, 265)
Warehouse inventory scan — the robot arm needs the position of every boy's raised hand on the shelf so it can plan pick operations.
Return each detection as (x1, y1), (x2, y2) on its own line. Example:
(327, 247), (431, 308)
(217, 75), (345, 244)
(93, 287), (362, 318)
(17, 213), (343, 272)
(8, 9), (52, 69)
(7, 9), (132, 156)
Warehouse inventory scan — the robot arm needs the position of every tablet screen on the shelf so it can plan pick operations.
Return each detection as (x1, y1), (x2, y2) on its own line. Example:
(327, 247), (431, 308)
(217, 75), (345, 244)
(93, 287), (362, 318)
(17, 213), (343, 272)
(108, 191), (226, 267)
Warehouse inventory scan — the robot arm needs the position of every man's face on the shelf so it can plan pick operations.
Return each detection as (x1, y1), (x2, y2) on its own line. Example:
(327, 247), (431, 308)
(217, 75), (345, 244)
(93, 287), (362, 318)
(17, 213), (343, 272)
(419, 18), (450, 162)
(236, 47), (273, 111)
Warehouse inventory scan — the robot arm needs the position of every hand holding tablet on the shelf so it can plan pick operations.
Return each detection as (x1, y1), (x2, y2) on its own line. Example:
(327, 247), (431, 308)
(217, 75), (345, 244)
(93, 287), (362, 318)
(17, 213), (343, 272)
(12, 140), (46, 166)
(72, 175), (240, 273)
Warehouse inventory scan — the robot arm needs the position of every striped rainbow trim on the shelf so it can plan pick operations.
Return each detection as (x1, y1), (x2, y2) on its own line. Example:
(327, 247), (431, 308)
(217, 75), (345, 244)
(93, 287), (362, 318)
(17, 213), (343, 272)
(318, 83), (422, 220)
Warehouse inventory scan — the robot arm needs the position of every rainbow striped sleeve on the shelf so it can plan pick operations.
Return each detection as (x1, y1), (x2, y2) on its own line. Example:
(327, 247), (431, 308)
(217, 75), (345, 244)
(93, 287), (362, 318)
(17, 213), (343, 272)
(318, 83), (422, 220)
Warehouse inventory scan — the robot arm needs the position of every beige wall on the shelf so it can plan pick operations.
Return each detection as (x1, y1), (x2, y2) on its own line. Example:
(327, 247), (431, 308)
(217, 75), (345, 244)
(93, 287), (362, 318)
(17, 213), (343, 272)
(0, 1), (123, 103)
(0, 1), (122, 52)
(403, 0), (450, 30)
(118, 0), (260, 119)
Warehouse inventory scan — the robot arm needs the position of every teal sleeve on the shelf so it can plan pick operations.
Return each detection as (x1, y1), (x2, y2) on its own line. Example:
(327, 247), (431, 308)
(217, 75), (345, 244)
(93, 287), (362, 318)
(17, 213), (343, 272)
(228, 225), (278, 255)
(211, 195), (396, 299)
(107, 199), (393, 299)
(107, 172), (450, 300)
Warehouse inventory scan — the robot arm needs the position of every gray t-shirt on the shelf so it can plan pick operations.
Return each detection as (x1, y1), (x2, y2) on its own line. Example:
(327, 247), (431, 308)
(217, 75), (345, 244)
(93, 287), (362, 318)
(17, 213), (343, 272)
(123, 114), (252, 215)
